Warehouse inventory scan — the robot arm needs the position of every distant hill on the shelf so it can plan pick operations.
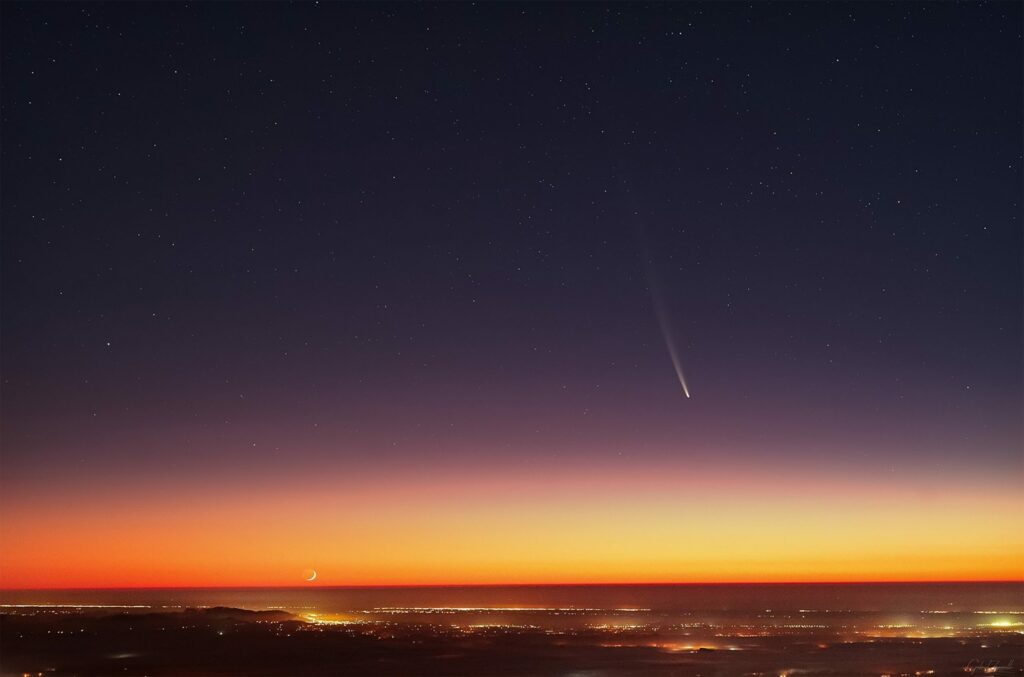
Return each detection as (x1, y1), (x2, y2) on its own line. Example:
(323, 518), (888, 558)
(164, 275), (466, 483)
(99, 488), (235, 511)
(198, 606), (298, 622)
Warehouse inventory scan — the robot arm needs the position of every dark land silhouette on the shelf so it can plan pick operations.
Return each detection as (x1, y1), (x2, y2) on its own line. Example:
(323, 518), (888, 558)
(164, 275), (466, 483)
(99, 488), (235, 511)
(2, 605), (1021, 676)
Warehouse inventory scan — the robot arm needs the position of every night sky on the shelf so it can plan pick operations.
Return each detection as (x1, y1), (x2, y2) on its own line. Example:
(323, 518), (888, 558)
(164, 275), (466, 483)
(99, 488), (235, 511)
(2, 3), (1021, 587)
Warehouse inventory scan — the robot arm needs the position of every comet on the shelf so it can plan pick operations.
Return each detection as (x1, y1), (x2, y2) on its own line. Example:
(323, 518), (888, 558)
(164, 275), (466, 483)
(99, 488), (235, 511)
(651, 292), (691, 398)
(644, 258), (691, 399)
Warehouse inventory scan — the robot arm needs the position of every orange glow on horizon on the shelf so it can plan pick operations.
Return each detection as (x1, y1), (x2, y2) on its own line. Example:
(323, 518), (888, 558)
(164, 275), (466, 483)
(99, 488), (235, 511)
(2, 461), (1021, 590)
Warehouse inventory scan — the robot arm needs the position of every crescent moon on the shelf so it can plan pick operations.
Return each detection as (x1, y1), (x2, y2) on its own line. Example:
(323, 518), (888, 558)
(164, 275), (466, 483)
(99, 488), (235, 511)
(305, 569), (317, 582)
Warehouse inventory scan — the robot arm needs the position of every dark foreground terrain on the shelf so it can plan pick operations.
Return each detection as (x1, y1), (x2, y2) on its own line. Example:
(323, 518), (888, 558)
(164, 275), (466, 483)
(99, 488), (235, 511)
(1, 606), (1021, 677)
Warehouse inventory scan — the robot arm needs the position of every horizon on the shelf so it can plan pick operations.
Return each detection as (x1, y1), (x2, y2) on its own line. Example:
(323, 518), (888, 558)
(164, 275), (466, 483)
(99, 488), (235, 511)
(4, 578), (1024, 593)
